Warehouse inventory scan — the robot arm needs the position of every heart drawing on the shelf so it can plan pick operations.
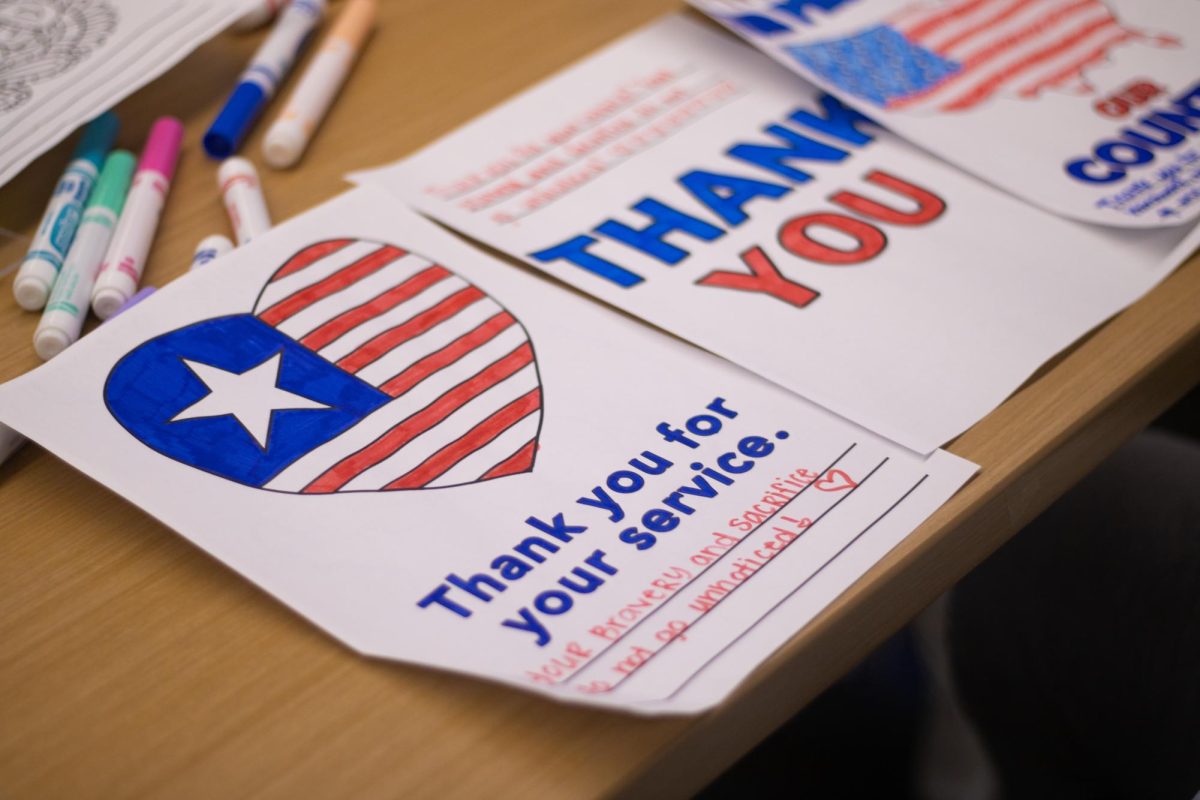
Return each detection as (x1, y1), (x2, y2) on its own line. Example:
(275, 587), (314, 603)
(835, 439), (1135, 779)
(104, 238), (543, 493)
(814, 468), (857, 493)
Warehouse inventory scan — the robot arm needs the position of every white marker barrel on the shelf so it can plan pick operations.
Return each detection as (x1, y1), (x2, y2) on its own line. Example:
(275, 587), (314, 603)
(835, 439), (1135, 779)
(189, 234), (235, 271)
(203, 0), (326, 159)
(91, 118), (183, 319)
(218, 157), (272, 245)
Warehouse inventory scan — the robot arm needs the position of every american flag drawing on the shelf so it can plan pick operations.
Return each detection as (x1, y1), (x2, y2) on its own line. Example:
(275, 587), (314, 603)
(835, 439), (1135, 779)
(780, 0), (1177, 112)
(105, 238), (542, 494)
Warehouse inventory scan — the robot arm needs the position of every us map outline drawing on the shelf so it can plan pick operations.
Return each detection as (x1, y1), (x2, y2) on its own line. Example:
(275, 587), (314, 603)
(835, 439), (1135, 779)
(104, 238), (545, 495)
(0, 0), (119, 113)
(722, 0), (1180, 114)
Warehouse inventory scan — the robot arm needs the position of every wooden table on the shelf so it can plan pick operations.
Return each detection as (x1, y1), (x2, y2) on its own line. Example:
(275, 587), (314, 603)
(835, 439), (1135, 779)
(2, 1), (1197, 797)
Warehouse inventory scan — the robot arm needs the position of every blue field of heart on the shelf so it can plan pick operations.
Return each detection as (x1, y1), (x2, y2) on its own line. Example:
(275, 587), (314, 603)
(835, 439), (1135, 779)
(104, 314), (391, 488)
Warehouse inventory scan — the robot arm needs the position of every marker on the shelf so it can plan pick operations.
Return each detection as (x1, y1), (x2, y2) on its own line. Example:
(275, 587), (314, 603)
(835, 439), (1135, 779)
(217, 157), (272, 244)
(263, 0), (376, 168)
(33, 151), (136, 360)
(203, 0), (327, 159)
(232, 0), (287, 31)
(189, 234), (234, 270)
(13, 112), (119, 310)
(91, 117), (184, 320)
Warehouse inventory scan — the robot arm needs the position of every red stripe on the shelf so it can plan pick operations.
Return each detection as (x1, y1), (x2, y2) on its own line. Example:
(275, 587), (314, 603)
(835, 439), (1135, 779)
(1016, 31), (1135, 97)
(258, 246), (407, 326)
(302, 343), (534, 494)
(954, 0), (1107, 69)
(901, 0), (997, 41)
(383, 387), (542, 490)
(298, 265), (451, 351)
(268, 239), (355, 282)
(379, 311), (516, 397)
(336, 286), (484, 374)
(931, 0), (1040, 54)
(942, 16), (1118, 110)
(480, 438), (537, 481)
(890, 0), (1102, 110)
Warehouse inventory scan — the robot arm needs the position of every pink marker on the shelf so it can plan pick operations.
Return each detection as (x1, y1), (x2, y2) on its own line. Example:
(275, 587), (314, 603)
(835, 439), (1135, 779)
(91, 117), (183, 319)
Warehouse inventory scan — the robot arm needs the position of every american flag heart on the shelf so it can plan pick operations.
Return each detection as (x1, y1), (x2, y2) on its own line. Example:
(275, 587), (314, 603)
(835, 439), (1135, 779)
(105, 238), (543, 494)
(783, 0), (1175, 112)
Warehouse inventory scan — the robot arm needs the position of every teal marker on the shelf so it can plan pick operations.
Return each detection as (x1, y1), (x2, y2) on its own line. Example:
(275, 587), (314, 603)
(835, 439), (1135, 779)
(13, 112), (119, 311)
(33, 150), (135, 360)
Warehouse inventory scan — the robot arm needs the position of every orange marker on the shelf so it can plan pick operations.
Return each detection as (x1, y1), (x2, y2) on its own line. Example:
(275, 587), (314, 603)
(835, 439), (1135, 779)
(263, 0), (377, 168)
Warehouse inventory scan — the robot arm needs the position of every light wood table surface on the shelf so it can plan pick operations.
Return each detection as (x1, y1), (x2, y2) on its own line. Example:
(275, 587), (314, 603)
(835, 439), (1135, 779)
(2, 1), (1198, 797)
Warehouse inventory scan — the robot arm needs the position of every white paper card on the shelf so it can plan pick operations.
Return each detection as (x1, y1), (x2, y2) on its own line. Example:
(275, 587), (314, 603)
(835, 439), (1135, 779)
(0, 188), (976, 713)
(350, 14), (1199, 453)
(690, 0), (1200, 228)
(0, 0), (250, 188)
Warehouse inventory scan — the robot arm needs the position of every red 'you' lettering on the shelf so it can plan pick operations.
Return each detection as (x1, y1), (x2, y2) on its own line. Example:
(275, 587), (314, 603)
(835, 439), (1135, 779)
(830, 170), (946, 226)
(695, 246), (819, 308)
(778, 213), (886, 265)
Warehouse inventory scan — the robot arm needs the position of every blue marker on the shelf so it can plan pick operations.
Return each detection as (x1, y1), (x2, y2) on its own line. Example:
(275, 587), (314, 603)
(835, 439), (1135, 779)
(13, 112), (119, 310)
(203, 0), (326, 159)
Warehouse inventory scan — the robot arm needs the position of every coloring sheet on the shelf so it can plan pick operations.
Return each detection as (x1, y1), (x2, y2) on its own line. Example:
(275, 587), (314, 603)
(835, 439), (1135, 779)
(0, 0), (251, 187)
(350, 14), (1200, 453)
(0, 188), (976, 713)
(691, 0), (1200, 228)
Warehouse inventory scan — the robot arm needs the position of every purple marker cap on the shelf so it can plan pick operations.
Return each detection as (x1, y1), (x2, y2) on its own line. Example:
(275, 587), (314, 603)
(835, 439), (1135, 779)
(108, 286), (158, 320)
(138, 116), (185, 181)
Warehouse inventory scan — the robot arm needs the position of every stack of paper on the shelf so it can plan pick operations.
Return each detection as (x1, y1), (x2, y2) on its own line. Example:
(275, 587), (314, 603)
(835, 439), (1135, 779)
(0, 0), (251, 187)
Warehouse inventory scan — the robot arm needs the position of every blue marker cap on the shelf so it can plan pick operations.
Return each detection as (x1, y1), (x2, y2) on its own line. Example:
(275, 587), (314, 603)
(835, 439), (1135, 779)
(203, 82), (267, 159)
(72, 111), (120, 171)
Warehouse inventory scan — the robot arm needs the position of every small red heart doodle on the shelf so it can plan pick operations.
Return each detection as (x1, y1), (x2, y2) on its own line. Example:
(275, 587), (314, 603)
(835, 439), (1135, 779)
(814, 468), (857, 492)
